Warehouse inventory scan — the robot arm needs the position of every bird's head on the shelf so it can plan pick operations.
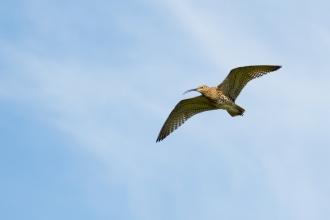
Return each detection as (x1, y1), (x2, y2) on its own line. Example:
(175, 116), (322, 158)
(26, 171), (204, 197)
(183, 85), (209, 95)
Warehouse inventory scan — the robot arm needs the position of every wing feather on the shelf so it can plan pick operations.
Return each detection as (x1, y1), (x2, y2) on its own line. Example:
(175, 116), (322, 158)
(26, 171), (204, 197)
(218, 65), (281, 101)
(156, 96), (217, 142)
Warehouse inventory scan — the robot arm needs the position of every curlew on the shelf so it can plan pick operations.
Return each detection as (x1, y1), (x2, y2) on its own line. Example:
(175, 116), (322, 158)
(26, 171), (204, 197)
(156, 65), (281, 142)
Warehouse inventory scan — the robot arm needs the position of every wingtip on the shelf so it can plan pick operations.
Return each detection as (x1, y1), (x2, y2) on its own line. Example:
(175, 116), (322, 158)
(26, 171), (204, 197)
(271, 65), (282, 71)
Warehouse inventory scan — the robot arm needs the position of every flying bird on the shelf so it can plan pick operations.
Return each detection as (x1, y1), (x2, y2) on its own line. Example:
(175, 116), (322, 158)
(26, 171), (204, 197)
(156, 65), (281, 142)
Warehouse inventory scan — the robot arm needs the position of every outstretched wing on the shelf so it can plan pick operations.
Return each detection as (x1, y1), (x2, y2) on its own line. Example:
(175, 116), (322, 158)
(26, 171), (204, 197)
(218, 65), (281, 101)
(156, 95), (218, 142)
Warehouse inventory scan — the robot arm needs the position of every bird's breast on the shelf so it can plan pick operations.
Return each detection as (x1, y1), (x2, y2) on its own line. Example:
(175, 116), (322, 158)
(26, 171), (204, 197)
(203, 89), (234, 105)
(214, 95), (235, 105)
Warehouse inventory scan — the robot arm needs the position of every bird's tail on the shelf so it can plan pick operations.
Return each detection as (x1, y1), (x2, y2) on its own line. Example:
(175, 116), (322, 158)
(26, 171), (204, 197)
(226, 105), (245, 117)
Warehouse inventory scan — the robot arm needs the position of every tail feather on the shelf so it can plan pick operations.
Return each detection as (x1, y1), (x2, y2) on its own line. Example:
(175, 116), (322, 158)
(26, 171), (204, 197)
(226, 105), (245, 117)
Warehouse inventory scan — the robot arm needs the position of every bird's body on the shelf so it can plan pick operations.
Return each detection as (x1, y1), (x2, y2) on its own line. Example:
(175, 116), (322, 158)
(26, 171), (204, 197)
(195, 85), (244, 116)
(156, 65), (281, 142)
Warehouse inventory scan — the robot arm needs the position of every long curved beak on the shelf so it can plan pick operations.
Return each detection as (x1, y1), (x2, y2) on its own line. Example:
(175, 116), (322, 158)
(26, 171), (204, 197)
(183, 88), (197, 95)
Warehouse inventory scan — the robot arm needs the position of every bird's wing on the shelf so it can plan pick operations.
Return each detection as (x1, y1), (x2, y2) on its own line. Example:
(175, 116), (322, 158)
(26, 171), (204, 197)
(156, 95), (218, 142)
(218, 65), (281, 101)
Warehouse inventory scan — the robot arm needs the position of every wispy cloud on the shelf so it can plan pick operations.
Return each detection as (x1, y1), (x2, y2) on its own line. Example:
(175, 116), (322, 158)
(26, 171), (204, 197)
(1, 0), (330, 219)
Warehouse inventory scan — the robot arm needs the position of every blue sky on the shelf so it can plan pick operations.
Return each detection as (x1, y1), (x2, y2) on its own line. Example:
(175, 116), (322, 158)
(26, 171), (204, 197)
(1, 0), (330, 219)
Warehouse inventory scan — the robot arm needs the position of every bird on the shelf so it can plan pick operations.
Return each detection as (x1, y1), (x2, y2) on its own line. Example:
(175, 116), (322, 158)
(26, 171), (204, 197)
(156, 65), (281, 142)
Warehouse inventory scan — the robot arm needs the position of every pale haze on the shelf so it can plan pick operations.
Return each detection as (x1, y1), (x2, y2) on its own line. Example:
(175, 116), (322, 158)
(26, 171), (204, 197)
(1, 0), (330, 219)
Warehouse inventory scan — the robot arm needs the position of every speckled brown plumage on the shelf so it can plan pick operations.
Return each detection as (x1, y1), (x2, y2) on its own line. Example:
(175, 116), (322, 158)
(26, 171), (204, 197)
(156, 65), (281, 142)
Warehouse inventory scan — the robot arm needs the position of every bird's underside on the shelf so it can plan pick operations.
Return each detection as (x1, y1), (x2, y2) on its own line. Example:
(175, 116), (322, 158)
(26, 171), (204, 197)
(156, 65), (281, 142)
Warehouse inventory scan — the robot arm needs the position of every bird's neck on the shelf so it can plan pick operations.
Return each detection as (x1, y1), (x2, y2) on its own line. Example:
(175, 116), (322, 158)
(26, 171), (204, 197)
(202, 87), (220, 100)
